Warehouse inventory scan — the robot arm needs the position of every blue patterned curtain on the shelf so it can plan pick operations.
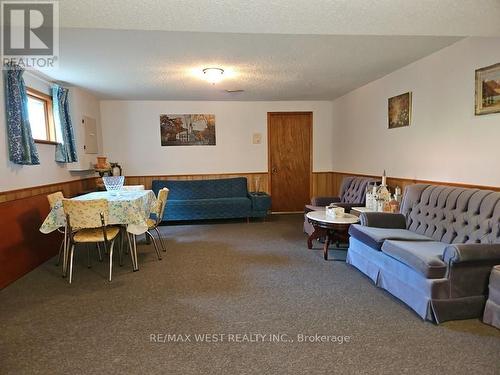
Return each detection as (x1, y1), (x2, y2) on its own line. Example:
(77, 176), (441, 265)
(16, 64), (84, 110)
(3, 62), (40, 165)
(53, 84), (78, 163)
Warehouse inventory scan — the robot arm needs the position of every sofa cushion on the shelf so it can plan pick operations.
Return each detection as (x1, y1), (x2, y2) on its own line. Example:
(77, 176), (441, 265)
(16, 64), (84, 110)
(349, 224), (433, 251)
(381, 240), (448, 279)
(152, 178), (248, 200)
(165, 197), (251, 220)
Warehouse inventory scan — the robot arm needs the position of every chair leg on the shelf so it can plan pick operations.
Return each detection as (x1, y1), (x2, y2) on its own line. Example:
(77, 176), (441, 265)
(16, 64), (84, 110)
(62, 227), (69, 278)
(108, 239), (116, 282)
(146, 231), (162, 261)
(97, 243), (103, 262)
(133, 234), (139, 270)
(56, 239), (64, 266)
(68, 245), (75, 284)
(118, 234), (123, 267)
(87, 244), (92, 268)
(122, 227), (129, 255)
(153, 226), (166, 252)
(124, 231), (137, 271)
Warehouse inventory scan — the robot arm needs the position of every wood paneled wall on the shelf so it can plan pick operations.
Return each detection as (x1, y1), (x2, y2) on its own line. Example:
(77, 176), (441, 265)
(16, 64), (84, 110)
(312, 171), (500, 199)
(124, 172), (270, 194)
(0, 177), (97, 289)
(0, 177), (97, 203)
(0, 194), (62, 289)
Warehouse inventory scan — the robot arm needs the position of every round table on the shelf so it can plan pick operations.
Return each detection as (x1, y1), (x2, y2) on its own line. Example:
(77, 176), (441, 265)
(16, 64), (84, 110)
(306, 211), (359, 260)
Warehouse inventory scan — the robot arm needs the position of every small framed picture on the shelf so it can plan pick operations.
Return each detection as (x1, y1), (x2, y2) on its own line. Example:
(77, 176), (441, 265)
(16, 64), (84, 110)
(388, 92), (412, 129)
(475, 62), (500, 116)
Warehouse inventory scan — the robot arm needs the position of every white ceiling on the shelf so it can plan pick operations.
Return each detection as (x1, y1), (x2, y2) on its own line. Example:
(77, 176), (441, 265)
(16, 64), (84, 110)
(38, 0), (500, 100)
(40, 29), (460, 100)
(59, 0), (500, 36)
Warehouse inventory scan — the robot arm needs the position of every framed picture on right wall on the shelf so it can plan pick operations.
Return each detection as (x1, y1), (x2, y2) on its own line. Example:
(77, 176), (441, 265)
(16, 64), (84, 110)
(388, 92), (412, 129)
(475, 62), (500, 115)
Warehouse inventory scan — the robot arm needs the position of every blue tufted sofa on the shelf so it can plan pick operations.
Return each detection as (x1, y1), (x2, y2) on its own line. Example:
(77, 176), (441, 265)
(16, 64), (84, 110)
(152, 177), (271, 222)
(347, 184), (500, 323)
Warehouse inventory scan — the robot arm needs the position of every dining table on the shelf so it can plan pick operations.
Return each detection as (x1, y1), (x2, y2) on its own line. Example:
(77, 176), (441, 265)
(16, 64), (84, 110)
(40, 190), (157, 274)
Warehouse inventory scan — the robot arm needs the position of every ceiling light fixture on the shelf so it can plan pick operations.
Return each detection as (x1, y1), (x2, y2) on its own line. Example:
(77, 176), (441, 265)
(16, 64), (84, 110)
(203, 67), (224, 84)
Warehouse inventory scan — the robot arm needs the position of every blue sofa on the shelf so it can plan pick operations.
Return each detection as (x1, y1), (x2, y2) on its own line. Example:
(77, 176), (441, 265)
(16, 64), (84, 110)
(152, 177), (271, 222)
(347, 184), (500, 323)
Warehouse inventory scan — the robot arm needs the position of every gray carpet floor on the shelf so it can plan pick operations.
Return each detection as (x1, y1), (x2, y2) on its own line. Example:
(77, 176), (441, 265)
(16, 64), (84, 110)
(1, 214), (499, 375)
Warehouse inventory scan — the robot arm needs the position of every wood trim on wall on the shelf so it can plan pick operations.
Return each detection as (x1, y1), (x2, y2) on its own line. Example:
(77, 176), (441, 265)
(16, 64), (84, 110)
(0, 177), (97, 203)
(312, 171), (500, 198)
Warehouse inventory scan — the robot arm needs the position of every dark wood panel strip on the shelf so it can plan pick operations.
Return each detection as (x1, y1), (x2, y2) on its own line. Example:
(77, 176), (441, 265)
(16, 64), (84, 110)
(0, 177), (97, 203)
(328, 171), (500, 192)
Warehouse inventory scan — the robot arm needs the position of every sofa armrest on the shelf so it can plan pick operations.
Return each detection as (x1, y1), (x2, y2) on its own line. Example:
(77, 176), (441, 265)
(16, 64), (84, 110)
(442, 244), (500, 264)
(248, 192), (271, 214)
(311, 196), (340, 206)
(442, 243), (500, 298)
(360, 212), (406, 229)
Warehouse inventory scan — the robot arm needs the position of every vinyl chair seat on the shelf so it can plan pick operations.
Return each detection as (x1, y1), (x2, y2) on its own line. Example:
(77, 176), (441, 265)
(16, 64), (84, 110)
(74, 227), (120, 243)
(147, 218), (156, 229)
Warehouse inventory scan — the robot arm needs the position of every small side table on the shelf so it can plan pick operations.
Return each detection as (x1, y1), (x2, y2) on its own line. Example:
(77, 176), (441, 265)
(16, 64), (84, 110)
(306, 211), (359, 260)
(248, 192), (271, 220)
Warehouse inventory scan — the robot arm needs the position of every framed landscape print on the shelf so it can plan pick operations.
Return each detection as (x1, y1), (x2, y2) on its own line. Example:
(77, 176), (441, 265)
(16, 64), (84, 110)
(160, 114), (216, 146)
(475, 63), (500, 115)
(388, 92), (412, 129)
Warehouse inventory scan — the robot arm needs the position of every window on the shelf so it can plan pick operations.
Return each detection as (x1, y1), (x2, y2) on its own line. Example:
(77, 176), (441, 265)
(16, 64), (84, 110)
(26, 88), (56, 144)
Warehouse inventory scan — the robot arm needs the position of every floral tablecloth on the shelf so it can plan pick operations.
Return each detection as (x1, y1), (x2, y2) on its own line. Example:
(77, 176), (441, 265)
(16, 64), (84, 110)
(40, 190), (157, 235)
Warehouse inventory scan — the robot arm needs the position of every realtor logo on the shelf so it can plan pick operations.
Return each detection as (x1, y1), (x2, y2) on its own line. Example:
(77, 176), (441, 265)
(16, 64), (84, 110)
(1, 0), (59, 68)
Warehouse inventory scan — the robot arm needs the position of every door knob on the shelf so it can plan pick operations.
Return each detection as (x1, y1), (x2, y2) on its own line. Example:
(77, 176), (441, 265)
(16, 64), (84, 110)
(272, 167), (278, 174)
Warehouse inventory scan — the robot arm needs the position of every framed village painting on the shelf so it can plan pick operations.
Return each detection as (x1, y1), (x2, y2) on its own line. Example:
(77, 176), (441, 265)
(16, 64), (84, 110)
(388, 92), (412, 129)
(475, 63), (500, 115)
(160, 114), (216, 146)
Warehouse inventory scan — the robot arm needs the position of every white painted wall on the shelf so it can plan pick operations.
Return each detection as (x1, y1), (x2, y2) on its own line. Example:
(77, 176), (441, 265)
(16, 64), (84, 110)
(332, 37), (500, 187)
(100, 101), (334, 175)
(0, 73), (102, 192)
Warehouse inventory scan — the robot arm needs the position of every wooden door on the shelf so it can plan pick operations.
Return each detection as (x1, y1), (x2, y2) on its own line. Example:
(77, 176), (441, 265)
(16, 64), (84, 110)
(268, 112), (312, 212)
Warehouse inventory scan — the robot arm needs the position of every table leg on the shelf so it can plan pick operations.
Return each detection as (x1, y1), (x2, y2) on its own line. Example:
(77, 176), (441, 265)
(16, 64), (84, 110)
(307, 226), (327, 249)
(323, 232), (331, 260)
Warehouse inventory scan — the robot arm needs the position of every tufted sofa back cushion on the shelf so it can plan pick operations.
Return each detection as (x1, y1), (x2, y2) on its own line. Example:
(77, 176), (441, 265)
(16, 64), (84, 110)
(339, 176), (380, 204)
(152, 177), (249, 200)
(401, 184), (500, 244)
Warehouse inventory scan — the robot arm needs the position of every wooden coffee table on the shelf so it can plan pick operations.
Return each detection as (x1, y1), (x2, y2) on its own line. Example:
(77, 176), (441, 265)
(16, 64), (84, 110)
(306, 211), (360, 260)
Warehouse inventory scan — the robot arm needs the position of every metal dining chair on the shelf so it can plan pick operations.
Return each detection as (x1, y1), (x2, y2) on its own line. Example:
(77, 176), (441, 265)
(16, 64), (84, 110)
(145, 188), (169, 256)
(62, 199), (121, 283)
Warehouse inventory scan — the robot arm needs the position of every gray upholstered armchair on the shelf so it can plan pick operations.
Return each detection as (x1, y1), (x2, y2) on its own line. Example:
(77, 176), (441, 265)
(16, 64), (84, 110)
(304, 176), (379, 235)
